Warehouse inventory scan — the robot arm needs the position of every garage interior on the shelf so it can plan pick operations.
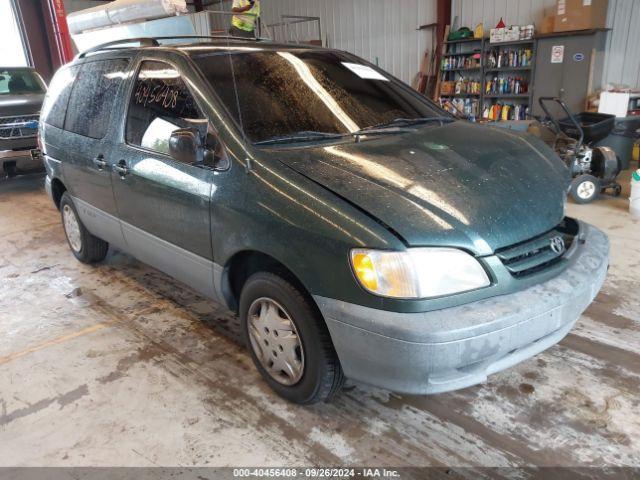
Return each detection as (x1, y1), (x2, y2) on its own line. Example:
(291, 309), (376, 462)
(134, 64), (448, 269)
(1, 0), (639, 477)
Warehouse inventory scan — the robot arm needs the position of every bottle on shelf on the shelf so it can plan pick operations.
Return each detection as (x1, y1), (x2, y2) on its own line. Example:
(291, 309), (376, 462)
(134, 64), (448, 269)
(482, 103), (530, 121)
(441, 97), (480, 122)
(442, 53), (481, 70)
(485, 48), (533, 69)
(485, 75), (528, 95)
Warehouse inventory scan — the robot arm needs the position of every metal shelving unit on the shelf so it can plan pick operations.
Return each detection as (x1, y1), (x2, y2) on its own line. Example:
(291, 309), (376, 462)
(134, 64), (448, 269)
(438, 36), (485, 121)
(441, 67), (481, 72)
(485, 66), (532, 72)
(436, 33), (539, 123)
(481, 38), (537, 122)
(484, 93), (531, 99)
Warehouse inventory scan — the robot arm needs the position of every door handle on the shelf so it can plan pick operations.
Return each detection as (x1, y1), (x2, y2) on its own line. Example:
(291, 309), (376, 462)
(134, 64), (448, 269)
(93, 155), (107, 171)
(114, 159), (129, 177)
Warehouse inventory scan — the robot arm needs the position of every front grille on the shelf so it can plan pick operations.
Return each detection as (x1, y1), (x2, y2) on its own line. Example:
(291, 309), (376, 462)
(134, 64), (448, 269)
(0, 114), (39, 139)
(496, 219), (578, 277)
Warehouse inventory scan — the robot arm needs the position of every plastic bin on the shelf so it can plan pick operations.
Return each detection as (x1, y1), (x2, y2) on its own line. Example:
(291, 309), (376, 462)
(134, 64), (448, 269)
(559, 111), (616, 144)
(631, 170), (640, 219)
(596, 116), (640, 170)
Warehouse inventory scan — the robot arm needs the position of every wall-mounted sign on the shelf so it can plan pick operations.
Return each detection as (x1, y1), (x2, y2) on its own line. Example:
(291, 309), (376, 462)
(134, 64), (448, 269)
(551, 45), (565, 63)
(573, 52), (585, 62)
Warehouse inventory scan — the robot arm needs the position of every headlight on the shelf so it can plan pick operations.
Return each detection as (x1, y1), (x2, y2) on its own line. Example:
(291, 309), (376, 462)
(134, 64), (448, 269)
(350, 248), (490, 299)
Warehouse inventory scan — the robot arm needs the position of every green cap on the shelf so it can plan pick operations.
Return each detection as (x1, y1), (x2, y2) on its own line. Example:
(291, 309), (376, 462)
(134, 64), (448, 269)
(633, 170), (640, 182)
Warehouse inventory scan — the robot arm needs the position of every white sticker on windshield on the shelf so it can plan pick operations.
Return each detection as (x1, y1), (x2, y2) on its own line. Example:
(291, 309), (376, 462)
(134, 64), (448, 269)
(342, 62), (389, 81)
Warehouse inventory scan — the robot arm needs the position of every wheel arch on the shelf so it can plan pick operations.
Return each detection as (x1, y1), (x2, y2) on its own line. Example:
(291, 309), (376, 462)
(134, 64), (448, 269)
(221, 250), (317, 316)
(50, 177), (67, 210)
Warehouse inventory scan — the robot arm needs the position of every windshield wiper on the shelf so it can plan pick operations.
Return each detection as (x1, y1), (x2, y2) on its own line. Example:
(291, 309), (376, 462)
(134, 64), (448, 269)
(355, 116), (455, 134)
(253, 118), (456, 145)
(254, 131), (346, 146)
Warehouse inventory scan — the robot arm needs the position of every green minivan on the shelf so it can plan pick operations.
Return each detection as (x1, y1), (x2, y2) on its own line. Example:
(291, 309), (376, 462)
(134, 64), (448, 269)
(40, 38), (609, 404)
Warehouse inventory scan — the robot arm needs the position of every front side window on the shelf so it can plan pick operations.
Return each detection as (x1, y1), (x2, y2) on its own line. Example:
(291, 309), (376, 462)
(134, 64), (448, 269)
(65, 59), (130, 139)
(126, 60), (205, 157)
(0, 69), (46, 95)
(194, 50), (444, 143)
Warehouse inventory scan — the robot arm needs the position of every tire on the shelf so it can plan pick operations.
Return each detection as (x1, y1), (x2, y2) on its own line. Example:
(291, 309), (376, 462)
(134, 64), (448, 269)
(240, 272), (344, 404)
(611, 184), (622, 197)
(570, 174), (600, 204)
(59, 192), (109, 264)
(5, 164), (17, 178)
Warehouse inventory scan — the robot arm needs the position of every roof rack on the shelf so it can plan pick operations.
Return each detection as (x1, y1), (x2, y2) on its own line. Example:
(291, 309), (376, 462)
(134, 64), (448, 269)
(77, 35), (268, 59)
(77, 37), (159, 58)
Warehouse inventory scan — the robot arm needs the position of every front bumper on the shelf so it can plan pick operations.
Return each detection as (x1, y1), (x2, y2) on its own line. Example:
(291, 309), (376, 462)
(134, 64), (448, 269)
(314, 221), (609, 394)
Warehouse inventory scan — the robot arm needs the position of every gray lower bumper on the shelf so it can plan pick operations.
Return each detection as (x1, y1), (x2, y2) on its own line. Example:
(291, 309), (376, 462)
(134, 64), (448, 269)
(0, 148), (42, 174)
(44, 175), (53, 199)
(314, 222), (609, 394)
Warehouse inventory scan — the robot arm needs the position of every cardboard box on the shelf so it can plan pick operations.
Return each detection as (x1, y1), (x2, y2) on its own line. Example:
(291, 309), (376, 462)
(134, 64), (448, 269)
(554, 0), (608, 32)
(504, 26), (520, 41)
(440, 81), (455, 95)
(540, 14), (556, 34)
(490, 28), (505, 43)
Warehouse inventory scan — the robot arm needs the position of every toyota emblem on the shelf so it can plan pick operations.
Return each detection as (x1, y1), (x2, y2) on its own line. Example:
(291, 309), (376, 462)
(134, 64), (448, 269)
(550, 236), (566, 255)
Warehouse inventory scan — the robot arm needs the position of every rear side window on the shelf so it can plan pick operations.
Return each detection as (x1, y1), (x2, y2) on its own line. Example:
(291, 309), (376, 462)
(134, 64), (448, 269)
(65, 58), (129, 139)
(41, 65), (77, 129)
(126, 60), (204, 156)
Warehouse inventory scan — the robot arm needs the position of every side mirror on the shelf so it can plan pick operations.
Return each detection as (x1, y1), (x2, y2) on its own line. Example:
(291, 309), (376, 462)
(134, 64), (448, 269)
(169, 128), (203, 165)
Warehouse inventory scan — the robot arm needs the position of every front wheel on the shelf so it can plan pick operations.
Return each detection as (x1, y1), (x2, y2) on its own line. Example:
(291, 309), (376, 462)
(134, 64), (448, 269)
(570, 174), (600, 204)
(240, 272), (344, 404)
(60, 192), (109, 264)
(611, 184), (623, 197)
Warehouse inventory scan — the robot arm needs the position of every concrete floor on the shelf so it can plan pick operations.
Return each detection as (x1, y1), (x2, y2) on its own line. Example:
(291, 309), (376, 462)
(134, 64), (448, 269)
(0, 172), (639, 469)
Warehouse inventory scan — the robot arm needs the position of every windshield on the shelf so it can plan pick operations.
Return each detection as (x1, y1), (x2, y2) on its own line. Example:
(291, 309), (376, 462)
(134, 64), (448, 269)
(0, 69), (46, 95)
(194, 49), (446, 143)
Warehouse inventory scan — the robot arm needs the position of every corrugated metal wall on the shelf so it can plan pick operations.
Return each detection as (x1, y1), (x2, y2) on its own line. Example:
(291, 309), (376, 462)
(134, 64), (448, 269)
(258, 0), (438, 85)
(451, 0), (557, 28)
(603, 0), (640, 89)
(451, 0), (640, 88)
(63, 0), (639, 88)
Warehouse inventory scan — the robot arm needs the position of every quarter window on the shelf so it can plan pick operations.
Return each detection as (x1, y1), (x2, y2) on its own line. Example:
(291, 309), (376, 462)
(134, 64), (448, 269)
(126, 61), (205, 157)
(64, 59), (129, 139)
(41, 65), (77, 130)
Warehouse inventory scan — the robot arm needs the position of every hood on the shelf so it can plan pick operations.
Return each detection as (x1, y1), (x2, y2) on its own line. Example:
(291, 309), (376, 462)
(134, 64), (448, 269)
(270, 122), (570, 255)
(0, 93), (45, 116)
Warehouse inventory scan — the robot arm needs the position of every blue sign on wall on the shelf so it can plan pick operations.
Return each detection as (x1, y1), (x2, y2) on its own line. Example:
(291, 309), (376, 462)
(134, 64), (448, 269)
(573, 53), (585, 62)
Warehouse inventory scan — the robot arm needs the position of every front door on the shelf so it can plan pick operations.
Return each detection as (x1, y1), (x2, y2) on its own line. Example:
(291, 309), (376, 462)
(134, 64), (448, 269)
(111, 59), (217, 299)
(61, 58), (131, 250)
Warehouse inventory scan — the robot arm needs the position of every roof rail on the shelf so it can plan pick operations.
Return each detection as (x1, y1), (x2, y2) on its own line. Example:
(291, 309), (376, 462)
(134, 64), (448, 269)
(77, 37), (160, 59)
(76, 35), (269, 59)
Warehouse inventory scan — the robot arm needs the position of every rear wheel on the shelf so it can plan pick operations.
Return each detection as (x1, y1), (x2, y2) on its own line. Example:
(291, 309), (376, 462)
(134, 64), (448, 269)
(570, 174), (600, 204)
(240, 272), (344, 404)
(60, 192), (108, 264)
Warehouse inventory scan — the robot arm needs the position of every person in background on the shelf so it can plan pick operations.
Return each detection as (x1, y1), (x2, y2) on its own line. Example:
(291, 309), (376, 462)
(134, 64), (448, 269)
(230, 0), (261, 38)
